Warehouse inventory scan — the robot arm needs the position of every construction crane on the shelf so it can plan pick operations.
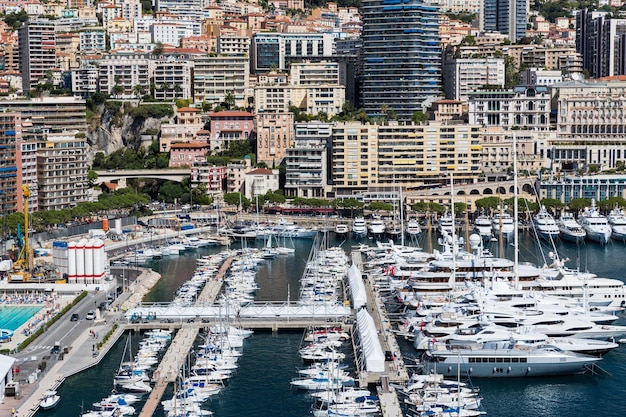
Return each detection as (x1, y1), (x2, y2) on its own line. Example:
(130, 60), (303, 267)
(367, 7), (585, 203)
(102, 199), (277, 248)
(10, 185), (31, 282)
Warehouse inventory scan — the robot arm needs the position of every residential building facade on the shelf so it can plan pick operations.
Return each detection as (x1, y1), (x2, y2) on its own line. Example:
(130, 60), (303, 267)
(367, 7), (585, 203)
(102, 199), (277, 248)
(360, 0), (441, 119)
(285, 122), (332, 198)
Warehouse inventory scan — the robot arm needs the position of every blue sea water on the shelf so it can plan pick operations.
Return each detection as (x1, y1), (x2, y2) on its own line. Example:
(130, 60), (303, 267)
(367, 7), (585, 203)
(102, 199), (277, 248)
(37, 232), (626, 417)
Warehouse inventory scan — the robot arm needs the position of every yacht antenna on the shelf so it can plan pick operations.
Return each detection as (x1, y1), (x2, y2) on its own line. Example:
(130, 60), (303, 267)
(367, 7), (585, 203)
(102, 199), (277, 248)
(513, 133), (519, 288)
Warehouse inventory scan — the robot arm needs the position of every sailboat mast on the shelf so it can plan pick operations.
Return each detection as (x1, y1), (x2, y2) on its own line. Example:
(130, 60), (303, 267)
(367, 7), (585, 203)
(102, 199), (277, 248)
(451, 173), (457, 274)
(513, 133), (519, 288)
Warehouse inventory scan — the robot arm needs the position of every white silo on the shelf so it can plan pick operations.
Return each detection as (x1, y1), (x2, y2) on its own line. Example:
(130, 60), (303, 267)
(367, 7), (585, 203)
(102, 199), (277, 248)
(93, 238), (105, 281)
(76, 238), (87, 283)
(85, 239), (94, 283)
(52, 241), (69, 280)
(68, 241), (77, 283)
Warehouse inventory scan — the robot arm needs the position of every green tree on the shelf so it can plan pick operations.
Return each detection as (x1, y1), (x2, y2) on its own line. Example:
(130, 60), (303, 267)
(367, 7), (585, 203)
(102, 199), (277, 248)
(540, 198), (564, 213)
(157, 181), (183, 203)
(93, 152), (106, 169)
(87, 170), (99, 187)
(334, 198), (364, 217)
(567, 198), (590, 212)
(223, 92), (235, 110)
(411, 111), (428, 124)
(474, 196), (501, 211)
(452, 202), (467, 215)
(223, 192), (250, 210)
(368, 201), (394, 212)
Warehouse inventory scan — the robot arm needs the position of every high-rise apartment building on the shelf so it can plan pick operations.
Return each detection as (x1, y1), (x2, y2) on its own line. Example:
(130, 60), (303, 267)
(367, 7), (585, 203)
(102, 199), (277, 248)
(360, 0), (441, 119)
(36, 132), (89, 211)
(576, 10), (626, 79)
(18, 20), (56, 92)
(285, 122), (332, 198)
(0, 113), (20, 214)
(482, 0), (527, 42)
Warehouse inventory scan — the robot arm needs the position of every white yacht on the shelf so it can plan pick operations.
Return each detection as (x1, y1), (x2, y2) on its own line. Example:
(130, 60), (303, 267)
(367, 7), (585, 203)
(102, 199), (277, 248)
(352, 217), (367, 238)
(607, 206), (626, 242)
(368, 216), (386, 237)
(557, 212), (586, 243)
(405, 218), (421, 237)
(422, 341), (602, 378)
(334, 223), (349, 238)
(532, 205), (560, 241)
(473, 213), (492, 240)
(437, 212), (454, 235)
(578, 200), (611, 245)
(491, 211), (515, 240)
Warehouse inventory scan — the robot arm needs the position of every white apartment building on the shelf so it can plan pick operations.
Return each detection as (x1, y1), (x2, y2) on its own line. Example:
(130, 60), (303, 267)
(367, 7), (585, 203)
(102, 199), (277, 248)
(151, 22), (193, 47)
(468, 85), (551, 130)
(443, 57), (505, 101)
(153, 58), (193, 100)
(520, 68), (563, 86)
(244, 168), (280, 199)
(550, 80), (626, 171)
(97, 54), (153, 98)
(289, 61), (340, 85)
(217, 35), (250, 56)
(251, 32), (335, 73)
(71, 65), (99, 96)
(285, 122), (332, 198)
(255, 61), (345, 116)
(120, 0), (142, 23)
(193, 55), (249, 107)
(80, 29), (106, 52)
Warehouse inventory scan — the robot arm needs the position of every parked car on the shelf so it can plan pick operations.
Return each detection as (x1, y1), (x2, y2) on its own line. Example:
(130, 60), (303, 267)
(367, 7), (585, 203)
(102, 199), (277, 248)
(85, 310), (96, 320)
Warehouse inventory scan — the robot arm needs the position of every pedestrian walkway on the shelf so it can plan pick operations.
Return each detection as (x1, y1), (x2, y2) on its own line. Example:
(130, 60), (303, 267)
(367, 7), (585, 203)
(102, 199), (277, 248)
(139, 324), (199, 417)
(5, 321), (125, 417)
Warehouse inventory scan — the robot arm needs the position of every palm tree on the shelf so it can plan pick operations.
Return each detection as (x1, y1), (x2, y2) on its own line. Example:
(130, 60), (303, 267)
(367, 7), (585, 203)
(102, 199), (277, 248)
(132, 84), (145, 101)
(224, 92), (235, 110)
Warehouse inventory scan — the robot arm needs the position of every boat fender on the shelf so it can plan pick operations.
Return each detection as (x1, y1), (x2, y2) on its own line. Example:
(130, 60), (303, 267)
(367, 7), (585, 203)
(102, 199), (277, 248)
(448, 366), (452, 373)
(468, 368), (472, 374)
(527, 367), (531, 374)
(493, 367), (496, 374)
(507, 366), (511, 373)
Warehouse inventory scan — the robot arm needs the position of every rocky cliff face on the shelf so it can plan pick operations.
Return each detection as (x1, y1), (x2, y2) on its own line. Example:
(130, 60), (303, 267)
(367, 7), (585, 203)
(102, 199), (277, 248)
(86, 103), (170, 160)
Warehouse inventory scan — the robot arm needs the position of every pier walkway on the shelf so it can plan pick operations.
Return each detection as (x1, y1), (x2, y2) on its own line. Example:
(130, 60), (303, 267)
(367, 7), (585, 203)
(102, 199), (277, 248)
(351, 250), (406, 417)
(139, 324), (199, 417)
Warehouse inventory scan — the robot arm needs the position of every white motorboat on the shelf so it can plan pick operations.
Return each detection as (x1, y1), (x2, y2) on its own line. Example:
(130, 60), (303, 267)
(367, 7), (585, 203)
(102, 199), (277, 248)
(437, 212), (454, 235)
(607, 206), (626, 242)
(532, 205), (560, 241)
(491, 211), (515, 240)
(405, 218), (421, 237)
(368, 216), (386, 237)
(557, 212), (586, 243)
(352, 217), (367, 238)
(579, 200), (611, 244)
(422, 341), (602, 378)
(290, 372), (355, 390)
(40, 390), (61, 410)
(334, 223), (349, 238)
(473, 214), (492, 240)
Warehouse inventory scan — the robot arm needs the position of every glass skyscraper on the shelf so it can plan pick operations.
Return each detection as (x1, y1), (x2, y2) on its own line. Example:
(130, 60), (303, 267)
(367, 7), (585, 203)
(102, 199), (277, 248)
(360, 0), (441, 120)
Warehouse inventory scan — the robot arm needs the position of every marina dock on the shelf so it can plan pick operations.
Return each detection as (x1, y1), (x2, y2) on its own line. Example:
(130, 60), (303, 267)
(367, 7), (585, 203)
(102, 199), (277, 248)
(138, 324), (199, 417)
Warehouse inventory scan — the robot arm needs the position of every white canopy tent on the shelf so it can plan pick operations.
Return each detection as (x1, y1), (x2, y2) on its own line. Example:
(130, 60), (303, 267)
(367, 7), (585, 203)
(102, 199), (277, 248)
(347, 264), (367, 310)
(356, 308), (385, 372)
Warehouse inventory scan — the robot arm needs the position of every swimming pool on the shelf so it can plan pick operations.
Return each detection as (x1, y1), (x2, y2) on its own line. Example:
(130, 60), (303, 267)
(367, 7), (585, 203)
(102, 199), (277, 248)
(0, 306), (43, 331)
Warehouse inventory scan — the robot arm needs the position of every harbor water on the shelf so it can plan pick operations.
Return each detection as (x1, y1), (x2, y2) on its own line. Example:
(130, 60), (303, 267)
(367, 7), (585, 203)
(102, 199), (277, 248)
(38, 231), (626, 417)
